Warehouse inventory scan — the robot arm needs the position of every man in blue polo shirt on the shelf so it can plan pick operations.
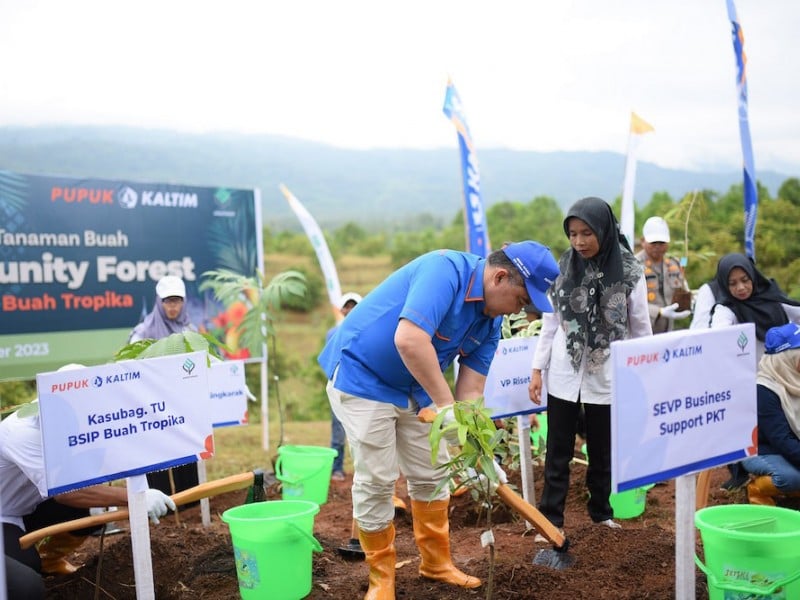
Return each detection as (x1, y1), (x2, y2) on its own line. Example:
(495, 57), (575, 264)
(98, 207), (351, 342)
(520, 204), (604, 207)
(319, 241), (558, 598)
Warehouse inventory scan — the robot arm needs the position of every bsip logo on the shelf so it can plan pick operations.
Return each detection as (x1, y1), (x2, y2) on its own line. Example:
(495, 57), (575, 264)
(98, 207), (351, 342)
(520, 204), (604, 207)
(118, 186), (138, 209)
(92, 376), (103, 389)
(182, 358), (196, 376)
(737, 331), (749, 354)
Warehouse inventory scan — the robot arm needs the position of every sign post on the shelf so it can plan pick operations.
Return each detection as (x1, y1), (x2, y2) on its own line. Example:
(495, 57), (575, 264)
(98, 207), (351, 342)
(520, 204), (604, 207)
(610, 324), (757, 599)
(36, 354), (213, 598)
(483, 336), (545, 515)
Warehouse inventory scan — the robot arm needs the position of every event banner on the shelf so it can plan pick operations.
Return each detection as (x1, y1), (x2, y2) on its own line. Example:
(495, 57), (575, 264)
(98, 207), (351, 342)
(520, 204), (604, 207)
(610, 324), (757, 492)
(0, 170), (262, 380)
(483, 337), (545, 419)
(37, 353), (212, 495)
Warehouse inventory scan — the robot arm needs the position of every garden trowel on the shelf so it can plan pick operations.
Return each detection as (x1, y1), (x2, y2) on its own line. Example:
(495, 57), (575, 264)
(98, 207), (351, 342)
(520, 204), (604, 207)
(336, 519), (365, 560)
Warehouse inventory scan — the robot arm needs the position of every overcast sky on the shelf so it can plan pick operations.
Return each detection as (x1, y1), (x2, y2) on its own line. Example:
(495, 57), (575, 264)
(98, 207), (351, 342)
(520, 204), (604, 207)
(2, 0), (798, 173)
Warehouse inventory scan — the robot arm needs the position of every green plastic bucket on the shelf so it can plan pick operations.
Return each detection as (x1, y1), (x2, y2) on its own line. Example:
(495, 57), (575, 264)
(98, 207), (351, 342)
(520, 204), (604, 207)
(530, 412), (548, 454)
(275, 445), (338, 505)
(695, 504), (800, 599)
(222, 500), (322, 600)
(609, 484), (654, 519)
(579, 444), (651, 520)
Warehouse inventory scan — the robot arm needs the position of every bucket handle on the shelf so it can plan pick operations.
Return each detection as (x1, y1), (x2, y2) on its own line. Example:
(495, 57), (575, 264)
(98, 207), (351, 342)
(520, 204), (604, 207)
(274, 454), (332, 486)
(286, 521), (323, 553)
(695, 554), (800, 595)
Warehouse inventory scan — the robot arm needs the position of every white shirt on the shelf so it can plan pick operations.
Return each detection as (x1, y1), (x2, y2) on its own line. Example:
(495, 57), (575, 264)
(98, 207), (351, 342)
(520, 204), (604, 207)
(689, 283), (716, 330)
(710, 301), (800, 362)
(532, 276), (652, 405)
(0, 408), (49, 530)
(690, 282), (800, 360)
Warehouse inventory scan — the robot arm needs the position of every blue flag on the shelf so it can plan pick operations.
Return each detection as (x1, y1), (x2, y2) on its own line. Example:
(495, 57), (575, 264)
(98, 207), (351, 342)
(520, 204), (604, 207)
(726, 0), (758, 260)
(442, 80), (490, 257)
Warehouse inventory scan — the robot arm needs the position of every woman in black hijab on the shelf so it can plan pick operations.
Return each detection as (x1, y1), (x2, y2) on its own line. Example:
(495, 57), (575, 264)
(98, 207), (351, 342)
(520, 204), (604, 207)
(529, 197), (652, 535)
(700, 253), (800, 490)
(709, 253), (800, 357)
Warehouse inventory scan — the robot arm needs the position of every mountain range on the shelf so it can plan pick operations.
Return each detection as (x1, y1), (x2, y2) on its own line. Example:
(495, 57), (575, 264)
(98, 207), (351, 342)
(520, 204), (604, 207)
(0, 126), (793, 230)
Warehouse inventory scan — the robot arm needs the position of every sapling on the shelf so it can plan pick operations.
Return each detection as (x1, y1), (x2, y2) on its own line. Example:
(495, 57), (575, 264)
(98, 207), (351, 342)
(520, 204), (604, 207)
(199, 268), (307, 357)
(199, 268), (307, 450)
(429, 398), (508, 600)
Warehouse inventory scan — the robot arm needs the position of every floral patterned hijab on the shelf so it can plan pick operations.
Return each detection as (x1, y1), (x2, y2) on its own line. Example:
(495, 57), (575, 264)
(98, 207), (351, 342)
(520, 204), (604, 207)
(551, 197), (643, 373)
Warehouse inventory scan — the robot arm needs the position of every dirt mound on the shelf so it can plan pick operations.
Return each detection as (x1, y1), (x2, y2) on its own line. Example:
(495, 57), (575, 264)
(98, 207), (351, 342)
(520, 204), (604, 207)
(44, 464), (761, 599)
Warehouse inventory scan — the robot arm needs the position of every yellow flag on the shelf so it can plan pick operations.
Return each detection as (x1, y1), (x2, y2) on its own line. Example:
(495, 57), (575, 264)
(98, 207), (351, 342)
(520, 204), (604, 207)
(630, 112), (655, 135)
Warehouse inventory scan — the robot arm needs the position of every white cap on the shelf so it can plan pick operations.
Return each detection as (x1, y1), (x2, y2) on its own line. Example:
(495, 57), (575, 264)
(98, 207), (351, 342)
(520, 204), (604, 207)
(339, 292), (362, 309)
(155, 276), (186, 299)
(642, 217), (670, 243)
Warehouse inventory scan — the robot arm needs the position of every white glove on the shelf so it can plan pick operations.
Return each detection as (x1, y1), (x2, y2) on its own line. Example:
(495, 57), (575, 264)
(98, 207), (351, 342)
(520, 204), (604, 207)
(144, 489), (177, 524)
(660, 302), (691, 321)
(468, 461), (508, 489)
(491, 460), (508, 485)
(436, 404), (462, 446)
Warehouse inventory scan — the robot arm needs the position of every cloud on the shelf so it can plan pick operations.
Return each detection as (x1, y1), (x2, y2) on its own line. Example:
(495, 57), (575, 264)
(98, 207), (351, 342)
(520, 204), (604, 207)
(1, 0), (797, 173)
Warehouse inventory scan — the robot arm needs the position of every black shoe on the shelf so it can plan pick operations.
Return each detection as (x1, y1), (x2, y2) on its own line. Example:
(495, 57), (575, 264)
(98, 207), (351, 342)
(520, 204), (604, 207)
(720, 474), (749, 491)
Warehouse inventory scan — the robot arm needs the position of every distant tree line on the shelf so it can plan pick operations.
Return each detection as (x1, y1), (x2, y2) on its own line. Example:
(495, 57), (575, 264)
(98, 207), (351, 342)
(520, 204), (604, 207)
(6, 178), (798, 413)
(266, 177), (800, 301)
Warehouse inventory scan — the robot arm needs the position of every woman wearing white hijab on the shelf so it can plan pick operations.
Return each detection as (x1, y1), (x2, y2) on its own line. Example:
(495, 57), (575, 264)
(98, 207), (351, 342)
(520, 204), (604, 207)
(743, 322), (800, 504)
(129, 276), (194, 342)
(128, 276), (199, 499)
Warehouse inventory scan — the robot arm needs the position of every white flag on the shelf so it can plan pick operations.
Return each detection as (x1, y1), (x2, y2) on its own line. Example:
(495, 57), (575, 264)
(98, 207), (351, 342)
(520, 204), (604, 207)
(620, 112), (654, 247)
(279, 184), (343, 319)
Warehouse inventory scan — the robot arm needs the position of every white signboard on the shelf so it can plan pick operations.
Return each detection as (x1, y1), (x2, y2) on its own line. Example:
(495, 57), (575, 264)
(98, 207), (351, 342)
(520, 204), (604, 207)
(483, 337), (546, 418)
(37, 352), (213, 495)
(209, 360), (248, 428)
(610, 325), (757, 492)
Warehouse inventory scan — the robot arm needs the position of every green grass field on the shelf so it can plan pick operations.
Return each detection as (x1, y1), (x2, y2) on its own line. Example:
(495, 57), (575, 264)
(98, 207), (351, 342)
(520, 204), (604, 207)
(206, 420), (339, 481)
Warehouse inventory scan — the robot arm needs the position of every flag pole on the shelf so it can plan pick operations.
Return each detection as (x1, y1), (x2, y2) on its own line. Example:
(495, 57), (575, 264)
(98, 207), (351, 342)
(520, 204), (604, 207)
(620, 111), (654, 247)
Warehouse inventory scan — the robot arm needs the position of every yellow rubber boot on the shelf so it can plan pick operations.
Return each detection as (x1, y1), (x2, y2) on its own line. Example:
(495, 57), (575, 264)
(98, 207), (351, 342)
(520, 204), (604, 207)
(37, 533), (86, 575)
(358, 524), (396, 600)
(747, 476), (778, 506)
(411, 498), (481, 589)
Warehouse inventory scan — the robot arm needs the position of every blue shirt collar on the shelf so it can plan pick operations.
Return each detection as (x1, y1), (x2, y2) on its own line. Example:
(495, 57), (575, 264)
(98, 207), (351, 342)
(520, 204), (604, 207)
(464, 259), (487, 303)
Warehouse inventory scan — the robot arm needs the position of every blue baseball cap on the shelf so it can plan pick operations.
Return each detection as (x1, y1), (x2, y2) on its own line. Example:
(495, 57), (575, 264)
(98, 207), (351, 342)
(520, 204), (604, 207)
(501, 241), (559, 313)
(764, 323), (800, 354)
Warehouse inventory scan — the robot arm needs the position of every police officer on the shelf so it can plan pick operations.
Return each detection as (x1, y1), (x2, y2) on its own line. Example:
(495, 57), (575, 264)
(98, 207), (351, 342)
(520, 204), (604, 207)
(635, 217), (691, 333)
